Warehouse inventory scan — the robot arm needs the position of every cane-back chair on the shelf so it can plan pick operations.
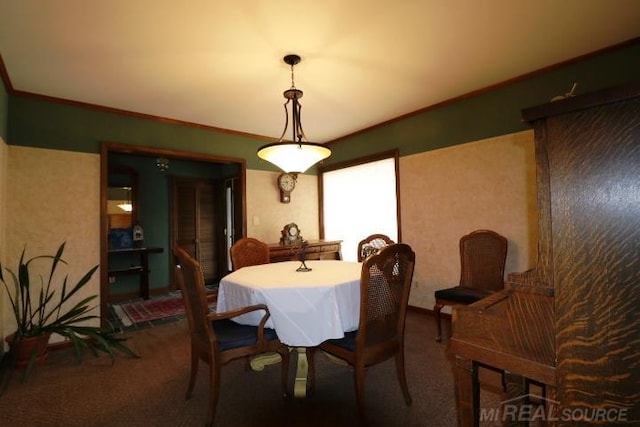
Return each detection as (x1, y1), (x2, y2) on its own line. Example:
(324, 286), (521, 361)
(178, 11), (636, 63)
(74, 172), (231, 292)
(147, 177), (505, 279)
(173, 246), (289, 426)
(230, 237), (270, 270)
(433, 229), (508, 342)
(307, 243), (416, 421)
(356, 233), (395, 262)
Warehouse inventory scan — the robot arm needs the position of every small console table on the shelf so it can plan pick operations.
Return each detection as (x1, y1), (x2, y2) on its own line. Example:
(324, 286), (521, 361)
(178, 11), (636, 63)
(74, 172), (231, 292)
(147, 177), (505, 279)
(107, 247), (163, 299)
(268, 240), (342, 263)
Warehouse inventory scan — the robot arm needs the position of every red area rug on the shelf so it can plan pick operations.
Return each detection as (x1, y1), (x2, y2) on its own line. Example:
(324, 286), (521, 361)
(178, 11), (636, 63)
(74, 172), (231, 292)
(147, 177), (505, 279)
(113, 290), (217, 327)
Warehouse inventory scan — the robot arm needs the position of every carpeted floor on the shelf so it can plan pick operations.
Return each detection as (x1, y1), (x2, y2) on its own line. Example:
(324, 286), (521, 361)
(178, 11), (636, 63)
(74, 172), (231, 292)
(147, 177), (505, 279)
(0, 311), (506, 426)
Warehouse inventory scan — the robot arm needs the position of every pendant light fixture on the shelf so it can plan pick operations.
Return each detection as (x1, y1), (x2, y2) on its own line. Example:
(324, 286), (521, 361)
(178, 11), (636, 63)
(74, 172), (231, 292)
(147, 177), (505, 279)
(257, 54), (331, 174)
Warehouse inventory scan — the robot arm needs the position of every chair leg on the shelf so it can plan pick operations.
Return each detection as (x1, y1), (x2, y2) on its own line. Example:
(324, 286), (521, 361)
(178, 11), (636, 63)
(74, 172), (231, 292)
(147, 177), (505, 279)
(354, 362), (367, 421)
(434, 301), (445, 342)
(395, 350), (412, 405)
(186, 347), (199, 399)
(206, 361), (221, 427)
(279, 346), (291, 399)
(306, 347), (316, 396)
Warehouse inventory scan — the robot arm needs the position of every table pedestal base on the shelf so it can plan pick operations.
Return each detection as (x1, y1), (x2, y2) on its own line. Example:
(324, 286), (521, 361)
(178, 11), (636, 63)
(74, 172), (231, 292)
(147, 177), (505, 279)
(293, 348), (308, 398)
(249, 348), (311, 398)
(249, 352), (282, 371)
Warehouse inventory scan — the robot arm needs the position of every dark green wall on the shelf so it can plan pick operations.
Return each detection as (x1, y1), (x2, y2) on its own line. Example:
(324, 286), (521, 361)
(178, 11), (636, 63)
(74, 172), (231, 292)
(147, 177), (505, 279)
(5, 40), (640, 170)
(0, 75), (7, 141)
(7, 96), (276, 170)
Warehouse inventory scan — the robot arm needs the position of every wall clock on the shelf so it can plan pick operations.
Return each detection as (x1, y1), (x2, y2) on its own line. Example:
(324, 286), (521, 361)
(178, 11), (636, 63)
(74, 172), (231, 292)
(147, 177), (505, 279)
(277, 173), (297, 203)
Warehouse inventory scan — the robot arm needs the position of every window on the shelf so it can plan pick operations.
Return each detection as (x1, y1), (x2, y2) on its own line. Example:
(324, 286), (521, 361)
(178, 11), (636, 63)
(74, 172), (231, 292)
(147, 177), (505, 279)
(320, 151), (400, 262)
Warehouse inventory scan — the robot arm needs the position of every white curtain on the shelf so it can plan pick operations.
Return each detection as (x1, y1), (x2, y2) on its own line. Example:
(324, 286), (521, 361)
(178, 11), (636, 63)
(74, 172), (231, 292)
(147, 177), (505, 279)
(322, 157), (398, 262)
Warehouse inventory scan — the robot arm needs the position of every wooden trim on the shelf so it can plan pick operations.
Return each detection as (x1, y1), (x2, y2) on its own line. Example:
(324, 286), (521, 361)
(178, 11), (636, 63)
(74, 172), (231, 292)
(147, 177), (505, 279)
(100, 143), (109, 327)
(318, 149), (398, 174)
(108, 286), (172, 304)
(102, 141), (246, 164)
(408, 304), (451, 319)
(0, 55), (13, 92)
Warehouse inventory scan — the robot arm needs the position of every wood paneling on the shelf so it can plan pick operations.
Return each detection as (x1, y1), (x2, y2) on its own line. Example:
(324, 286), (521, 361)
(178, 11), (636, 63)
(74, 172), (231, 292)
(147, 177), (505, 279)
(529, 87), (640, 421)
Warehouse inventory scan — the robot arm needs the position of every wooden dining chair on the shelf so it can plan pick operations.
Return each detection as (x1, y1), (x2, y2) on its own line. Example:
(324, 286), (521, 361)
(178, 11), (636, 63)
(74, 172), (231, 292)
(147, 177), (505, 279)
(307, 243), (416, 421)
(356, 233), (395, 262)
(230, 237), (270, 270)
(433, 229), (508, 342)
(173, 246), (290, 426)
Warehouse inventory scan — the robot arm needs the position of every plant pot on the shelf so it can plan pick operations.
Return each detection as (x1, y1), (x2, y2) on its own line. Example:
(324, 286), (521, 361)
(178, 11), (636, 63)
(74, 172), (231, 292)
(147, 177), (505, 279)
(5, 333), (52, 367)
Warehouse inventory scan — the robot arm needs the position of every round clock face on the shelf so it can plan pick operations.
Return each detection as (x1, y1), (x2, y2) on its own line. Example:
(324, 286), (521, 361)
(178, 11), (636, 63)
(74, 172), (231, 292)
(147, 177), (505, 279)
(288, 225), (298, 237)
(278, 173), (296, 192)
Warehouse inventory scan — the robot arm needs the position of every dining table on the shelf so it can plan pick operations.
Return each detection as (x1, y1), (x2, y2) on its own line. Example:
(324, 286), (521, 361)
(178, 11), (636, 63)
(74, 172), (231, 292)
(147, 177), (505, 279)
(217, 259), (362, 397)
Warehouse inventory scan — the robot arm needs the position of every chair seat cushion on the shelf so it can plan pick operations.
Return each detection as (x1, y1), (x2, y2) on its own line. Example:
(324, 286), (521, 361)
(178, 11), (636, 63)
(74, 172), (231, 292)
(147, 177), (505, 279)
(213, 318), (278, 351)
(434, 286), (494, 304)
(323, 330), (358, 352)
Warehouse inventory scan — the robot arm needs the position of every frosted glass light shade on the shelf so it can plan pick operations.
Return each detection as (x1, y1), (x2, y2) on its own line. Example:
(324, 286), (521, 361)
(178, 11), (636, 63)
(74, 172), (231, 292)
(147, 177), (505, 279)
(257, 142), (331, 174)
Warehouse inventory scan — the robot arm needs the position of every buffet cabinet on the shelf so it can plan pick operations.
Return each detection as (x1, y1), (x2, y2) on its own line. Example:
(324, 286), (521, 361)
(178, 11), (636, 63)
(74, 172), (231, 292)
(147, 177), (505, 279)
(268, 240), (342, 263)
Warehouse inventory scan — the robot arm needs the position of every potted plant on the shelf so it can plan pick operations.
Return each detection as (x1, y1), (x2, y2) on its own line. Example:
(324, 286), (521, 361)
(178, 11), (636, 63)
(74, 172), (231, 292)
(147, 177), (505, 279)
(1, 242), (137, 377)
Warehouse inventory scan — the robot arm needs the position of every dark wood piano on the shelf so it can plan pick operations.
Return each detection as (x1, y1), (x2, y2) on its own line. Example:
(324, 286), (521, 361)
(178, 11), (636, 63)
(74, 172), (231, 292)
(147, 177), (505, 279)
(450, 270), (557, 425)
(450, 82), (640, 426)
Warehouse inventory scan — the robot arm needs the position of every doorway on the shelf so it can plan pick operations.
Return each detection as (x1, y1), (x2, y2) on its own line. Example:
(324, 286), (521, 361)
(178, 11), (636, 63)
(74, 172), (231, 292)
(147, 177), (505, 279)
(100, 142), (246, 327)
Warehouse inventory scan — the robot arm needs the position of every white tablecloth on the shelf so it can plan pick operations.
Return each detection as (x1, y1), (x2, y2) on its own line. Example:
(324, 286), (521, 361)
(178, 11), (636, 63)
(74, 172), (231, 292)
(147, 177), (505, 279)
(217, 260), (362, 347)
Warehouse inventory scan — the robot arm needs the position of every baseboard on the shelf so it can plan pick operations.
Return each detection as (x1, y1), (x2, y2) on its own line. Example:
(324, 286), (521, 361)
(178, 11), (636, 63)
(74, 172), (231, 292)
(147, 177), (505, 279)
(108, 286), (172, 303)
(407, 305), (451, 319)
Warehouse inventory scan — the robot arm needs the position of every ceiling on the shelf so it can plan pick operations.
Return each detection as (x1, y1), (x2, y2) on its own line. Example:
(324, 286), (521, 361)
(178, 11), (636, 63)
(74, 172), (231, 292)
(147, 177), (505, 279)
(1, 1), (639, 143)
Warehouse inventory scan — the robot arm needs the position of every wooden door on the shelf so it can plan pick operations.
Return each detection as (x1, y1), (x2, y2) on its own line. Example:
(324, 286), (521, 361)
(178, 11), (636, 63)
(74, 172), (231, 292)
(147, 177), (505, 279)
(172, 178), (218, 285)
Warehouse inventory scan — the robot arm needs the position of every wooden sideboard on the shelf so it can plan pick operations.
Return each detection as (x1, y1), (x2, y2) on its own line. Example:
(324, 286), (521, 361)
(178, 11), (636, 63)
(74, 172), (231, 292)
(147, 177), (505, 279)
(268, 240), (342, 263)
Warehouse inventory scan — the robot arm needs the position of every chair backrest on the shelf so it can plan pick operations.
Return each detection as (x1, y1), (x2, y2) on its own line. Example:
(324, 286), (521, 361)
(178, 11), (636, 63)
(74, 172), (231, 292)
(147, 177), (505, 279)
(357, 243), (415, 349)
(230, 237), (270, 270)
(459, 229), (508, 291)
(357, 234), (395, 262)
(174, 246), (216, 348)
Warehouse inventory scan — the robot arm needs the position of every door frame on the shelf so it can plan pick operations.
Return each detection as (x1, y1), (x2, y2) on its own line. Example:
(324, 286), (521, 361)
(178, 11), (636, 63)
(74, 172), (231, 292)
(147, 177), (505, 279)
(100, 141), (246, 327)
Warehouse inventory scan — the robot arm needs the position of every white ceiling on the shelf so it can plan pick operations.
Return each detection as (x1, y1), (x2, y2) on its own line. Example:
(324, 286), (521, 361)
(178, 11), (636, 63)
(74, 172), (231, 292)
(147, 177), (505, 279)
(1, 1), (639, 142)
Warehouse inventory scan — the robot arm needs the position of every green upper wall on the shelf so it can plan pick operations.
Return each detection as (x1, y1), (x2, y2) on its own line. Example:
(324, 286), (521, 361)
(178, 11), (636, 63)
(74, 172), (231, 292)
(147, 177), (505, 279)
(6, 40), (640, 170)
(0, 74), (7, 141)
(7, 96), (276, 170)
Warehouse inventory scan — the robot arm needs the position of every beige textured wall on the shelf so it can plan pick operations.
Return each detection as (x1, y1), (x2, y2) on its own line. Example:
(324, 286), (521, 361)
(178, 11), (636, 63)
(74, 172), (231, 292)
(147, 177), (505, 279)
(400, 130), (538, 310)
(0, 130), (536, 343)
(2, 146), (100, 343)
(246, 170), (319, 243)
